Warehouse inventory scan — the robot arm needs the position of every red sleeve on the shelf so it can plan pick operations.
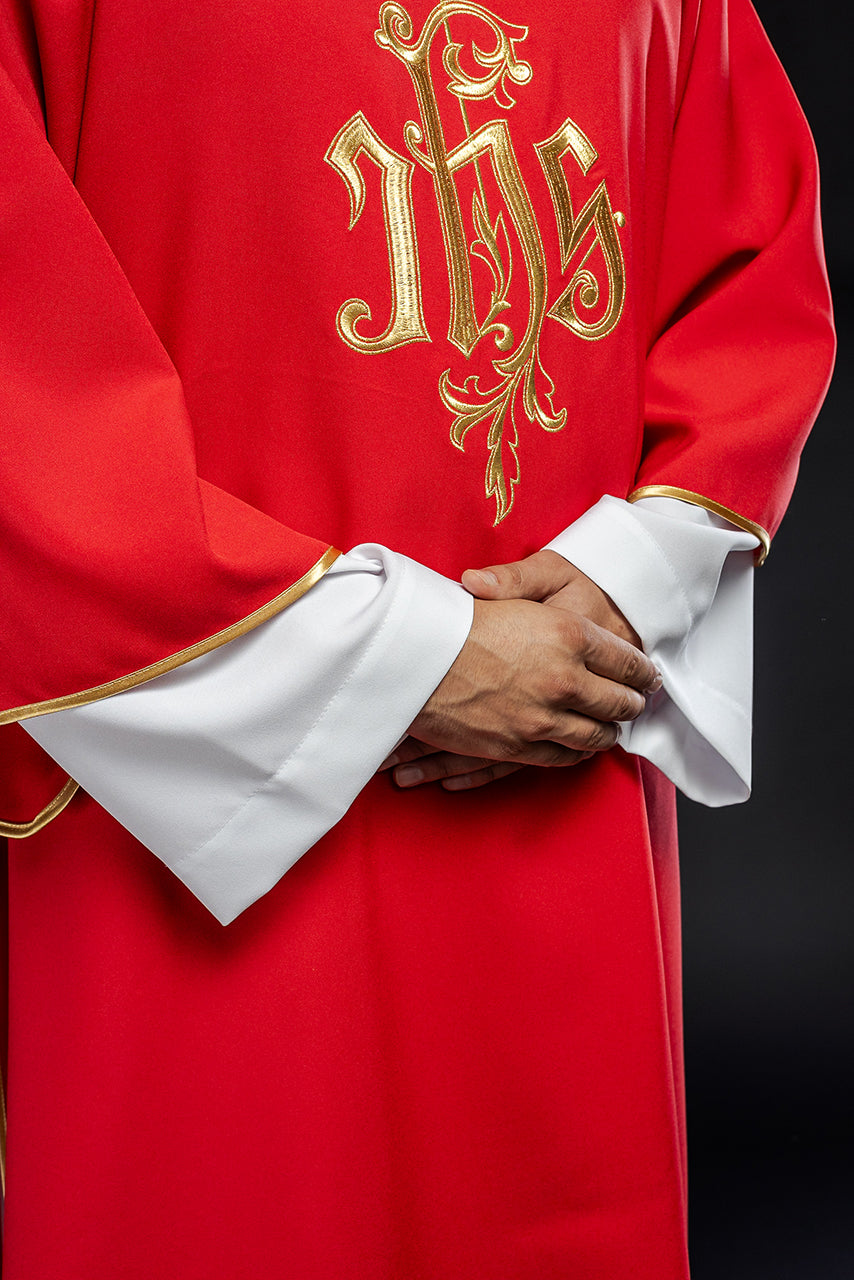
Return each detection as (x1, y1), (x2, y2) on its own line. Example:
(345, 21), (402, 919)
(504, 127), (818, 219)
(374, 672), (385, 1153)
(634, 0), (835, 549)
(0, 10), (337, 827)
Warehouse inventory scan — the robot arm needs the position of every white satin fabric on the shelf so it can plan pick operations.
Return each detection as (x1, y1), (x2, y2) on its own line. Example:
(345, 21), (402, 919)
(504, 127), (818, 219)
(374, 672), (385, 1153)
(25, 497), (758, 924)
(25, 550), (473, 922)
(547, 496), (758, 804)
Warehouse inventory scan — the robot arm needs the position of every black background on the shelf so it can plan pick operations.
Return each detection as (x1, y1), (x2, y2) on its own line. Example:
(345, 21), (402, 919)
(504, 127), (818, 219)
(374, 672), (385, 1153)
(679, 3), (852, 1275)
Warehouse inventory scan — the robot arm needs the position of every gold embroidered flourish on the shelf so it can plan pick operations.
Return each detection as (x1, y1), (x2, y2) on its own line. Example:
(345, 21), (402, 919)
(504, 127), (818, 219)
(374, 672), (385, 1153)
(376, 2), (564, 522)
(469, 191), (513, 352)
(375, 2), (532, 107)
(440, 347), (563, 522)
(328, 3), (627, 524)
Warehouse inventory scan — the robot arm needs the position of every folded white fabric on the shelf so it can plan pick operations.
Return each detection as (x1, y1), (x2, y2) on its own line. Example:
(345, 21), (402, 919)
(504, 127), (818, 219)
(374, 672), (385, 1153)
(26, 495), (759, 922)
(548, 495), (759, 805)
(24, 548), (472, 923)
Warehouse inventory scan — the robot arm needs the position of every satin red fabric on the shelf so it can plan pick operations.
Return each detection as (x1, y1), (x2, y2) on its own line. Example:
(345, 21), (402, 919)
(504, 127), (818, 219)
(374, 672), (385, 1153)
(0, 0), (833, 1274)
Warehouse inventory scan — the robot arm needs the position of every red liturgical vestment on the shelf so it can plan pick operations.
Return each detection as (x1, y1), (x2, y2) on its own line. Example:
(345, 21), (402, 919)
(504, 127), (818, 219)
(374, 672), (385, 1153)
(0, 0), (833, 1276)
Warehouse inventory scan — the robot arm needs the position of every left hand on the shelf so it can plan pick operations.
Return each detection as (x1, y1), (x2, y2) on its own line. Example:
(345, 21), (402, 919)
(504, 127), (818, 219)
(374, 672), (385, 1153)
(381, 550), (646, 791)
(461, 549), (641, 648)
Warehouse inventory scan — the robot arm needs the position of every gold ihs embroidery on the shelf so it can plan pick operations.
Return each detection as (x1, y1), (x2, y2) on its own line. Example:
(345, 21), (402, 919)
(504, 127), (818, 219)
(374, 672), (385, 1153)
(375, 1), (535, 359)
(376, 2), (564, 521)
(327, 3), (627, 523)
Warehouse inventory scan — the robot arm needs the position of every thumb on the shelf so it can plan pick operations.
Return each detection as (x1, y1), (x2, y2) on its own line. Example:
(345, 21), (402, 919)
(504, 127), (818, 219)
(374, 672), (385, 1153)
(461, 549), (573, 601)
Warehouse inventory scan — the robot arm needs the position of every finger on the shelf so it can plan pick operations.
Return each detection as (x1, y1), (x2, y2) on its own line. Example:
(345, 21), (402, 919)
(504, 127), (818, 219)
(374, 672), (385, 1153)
(378, 737), (439, 772)
(575, 616), (661, 695)
(546, 666), (649, 724)
(461, 549), (572, 602)
(397, 740), (599, 788)
(489, 740), (598, 768)
(393, 751), (505, 788)
(549, 712), (622, 753)
(397, 739), (596, 781)
(531, 627), (655, 723)
(442, 762), (525, 790)
(442, 744), (601, 790)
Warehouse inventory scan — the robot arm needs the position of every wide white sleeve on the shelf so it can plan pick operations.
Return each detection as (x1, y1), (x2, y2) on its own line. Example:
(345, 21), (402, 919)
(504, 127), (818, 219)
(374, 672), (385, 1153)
(23, 545), (473, 924)
(26, 494), (757, 925)
(546, 494), (759, 806)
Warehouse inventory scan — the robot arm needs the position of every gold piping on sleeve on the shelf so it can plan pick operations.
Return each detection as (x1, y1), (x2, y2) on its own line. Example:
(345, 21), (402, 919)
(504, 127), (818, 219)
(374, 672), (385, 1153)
(0, 776), (80, 840)
(627, 486), (770, 566)
(1, 546), (341, 726)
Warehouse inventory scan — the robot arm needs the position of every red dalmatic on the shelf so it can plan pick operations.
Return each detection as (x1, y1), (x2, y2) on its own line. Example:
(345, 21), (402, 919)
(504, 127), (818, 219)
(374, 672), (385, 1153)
(0, 1), (833, 1275)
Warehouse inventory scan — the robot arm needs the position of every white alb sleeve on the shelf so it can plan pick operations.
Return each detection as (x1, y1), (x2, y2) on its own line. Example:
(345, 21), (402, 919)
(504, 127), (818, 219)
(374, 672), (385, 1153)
(23, 545), (473, 924)
(26, 495), (758, 924)
(546, 494), (759, 806)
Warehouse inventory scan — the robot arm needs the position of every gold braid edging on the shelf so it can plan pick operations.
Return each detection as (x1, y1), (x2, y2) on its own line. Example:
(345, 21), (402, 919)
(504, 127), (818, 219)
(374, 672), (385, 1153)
(627, 486), (771, 565)
(1, 547), (341, 725)
(1, 777), (80, 841)
(0, 548), (341, 838)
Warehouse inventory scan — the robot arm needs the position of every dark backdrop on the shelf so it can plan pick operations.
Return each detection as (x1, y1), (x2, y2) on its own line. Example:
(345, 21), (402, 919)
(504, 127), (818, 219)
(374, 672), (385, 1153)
(679, 4), (852, 1276)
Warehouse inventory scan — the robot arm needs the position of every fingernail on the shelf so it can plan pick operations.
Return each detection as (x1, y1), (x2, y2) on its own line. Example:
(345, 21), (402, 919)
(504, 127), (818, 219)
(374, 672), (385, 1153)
(395, 765), (424, 787)
(645, 670), (663, 695)
(472, 569), (499, 586)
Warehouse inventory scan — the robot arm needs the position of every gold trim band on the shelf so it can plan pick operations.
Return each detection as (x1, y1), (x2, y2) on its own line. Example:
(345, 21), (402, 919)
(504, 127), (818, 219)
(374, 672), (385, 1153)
(1, 547), (341, 725)
(627, 486), (770, 565)
(1, 776), (80, 840)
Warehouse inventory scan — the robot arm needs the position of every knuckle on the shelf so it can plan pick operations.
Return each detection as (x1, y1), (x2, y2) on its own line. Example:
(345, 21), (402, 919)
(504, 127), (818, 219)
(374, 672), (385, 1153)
(559, 613), (585, 651)
(626, 652), (645, 685)
(508, 561), (525, 589)
(584, 720), (616, 751)
(514, 708), (551, 742)
(545, 669), (578, 706)
(531, 709), (560, 741)
(491, 737), (524, 763)
(617, 689), (644, 721)
(619, 645), (648, 687)
(577, 615), (598, 653)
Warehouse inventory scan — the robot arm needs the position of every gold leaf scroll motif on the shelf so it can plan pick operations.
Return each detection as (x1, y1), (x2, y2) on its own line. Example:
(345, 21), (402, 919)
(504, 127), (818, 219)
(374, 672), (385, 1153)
(328, 5), (626, 523)
(535, 117), (626, 340)
(325, 111), (429, 352)
(376, 2), (564, 523)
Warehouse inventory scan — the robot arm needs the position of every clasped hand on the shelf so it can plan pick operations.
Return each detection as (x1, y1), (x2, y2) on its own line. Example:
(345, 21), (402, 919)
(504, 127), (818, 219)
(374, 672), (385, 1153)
(380, 550), (660, 792)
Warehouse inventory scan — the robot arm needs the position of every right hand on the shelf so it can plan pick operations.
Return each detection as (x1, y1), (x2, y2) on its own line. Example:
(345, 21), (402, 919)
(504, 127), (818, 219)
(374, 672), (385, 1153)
(407, 596), (661, 770)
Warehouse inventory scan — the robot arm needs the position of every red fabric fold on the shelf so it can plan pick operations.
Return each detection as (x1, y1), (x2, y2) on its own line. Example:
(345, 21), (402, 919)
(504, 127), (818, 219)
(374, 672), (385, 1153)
(640, 0), (835, 534)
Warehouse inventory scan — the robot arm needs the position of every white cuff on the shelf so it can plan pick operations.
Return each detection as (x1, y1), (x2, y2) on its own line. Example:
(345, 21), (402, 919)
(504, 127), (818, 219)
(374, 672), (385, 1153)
(547, 495), (759, 806)
(24, 546), (473, 924)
